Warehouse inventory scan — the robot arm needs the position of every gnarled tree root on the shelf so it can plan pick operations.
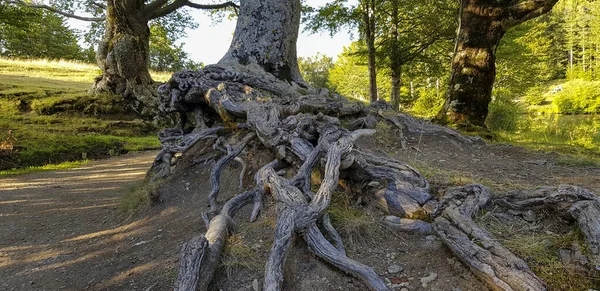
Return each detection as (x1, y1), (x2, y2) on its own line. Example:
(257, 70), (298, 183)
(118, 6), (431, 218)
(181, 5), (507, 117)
(497, 184), (600, 270)
(154, 65), (600, 291)
(433, 185), (547, 291)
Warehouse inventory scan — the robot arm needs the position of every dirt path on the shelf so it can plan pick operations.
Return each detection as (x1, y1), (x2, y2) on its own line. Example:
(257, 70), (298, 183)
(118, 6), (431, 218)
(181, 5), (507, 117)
(0, 151), (161, 291)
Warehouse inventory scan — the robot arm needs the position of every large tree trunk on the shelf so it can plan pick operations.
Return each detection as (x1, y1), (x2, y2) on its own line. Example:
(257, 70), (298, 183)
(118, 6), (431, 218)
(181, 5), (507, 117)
(437, 0), (504, 127)
(437, 0), (559, 128)
(90, 1), (157, 117)
(219, 0), (303, 83)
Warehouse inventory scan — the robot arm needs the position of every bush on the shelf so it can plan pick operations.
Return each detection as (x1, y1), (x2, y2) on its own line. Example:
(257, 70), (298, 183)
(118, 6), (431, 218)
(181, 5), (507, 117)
(551, 80), (600, 114)
(523, 85), (547, 106)
(486, 89), (522, 131)
(410, 88), (444, 118)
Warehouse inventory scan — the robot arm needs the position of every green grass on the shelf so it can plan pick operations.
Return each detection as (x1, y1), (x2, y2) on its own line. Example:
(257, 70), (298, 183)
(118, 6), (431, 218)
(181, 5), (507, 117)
(118, 179), (161, 216)
(492, 114), (600, 166)
(0, 159), (90, 177)
(0, 57), (172, 83)
(0, 57), (163, 171)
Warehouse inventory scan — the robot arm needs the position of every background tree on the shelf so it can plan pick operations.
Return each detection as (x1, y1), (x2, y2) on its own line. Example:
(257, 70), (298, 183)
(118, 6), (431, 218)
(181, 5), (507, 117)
(436, 0), (559, 128)
(377, 0), (456, 109)
(304, 0), (382, 103)
(0, 4), (85, 60)
(149, 23), (203, 72)
(305, 0), (456, 108)
(297, 53), (334, 89)
(4, 0), (239, 117)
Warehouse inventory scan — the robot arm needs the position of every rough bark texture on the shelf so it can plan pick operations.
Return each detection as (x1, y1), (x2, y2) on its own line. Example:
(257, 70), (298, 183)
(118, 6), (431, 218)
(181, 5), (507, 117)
(437, 0), (559, 127)
(219, 0), (303, 84)
(90, 0), (158, 117)
(433, 185), (547, 291)
(497, 185), (600, 270)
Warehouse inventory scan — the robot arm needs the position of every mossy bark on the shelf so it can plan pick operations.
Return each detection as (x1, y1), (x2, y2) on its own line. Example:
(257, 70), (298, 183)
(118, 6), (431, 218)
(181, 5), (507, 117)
(90, 0), (157, 117)
(439, 0), (505, 127)
(437, 0), (559, 128)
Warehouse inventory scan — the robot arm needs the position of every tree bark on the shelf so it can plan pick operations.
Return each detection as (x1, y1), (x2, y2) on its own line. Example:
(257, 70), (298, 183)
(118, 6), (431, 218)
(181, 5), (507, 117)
(90, 1), (158, 117)
(437, 0), (559, 127)
(389, 0), (401, 110)
(438, 0), (505, 127)
(362, 0), (379, 104)
(219, 0), (304, 83)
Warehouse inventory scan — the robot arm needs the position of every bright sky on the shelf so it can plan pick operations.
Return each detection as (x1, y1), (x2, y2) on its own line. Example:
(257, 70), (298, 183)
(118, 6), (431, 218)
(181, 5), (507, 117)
(67, 0), (355, 65)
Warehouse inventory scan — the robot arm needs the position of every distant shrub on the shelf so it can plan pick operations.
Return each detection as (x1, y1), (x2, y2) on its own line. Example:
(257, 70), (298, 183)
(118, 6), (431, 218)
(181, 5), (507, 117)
(551, 80), (600, 114)
(486, 89), (522, 131)
(523, 85), (547, 106)
(410, 88), (444, 118)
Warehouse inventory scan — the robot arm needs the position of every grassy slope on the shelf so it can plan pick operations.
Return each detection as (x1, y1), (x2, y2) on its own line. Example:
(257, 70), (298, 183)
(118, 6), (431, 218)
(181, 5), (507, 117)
(0, 58), (168, 173)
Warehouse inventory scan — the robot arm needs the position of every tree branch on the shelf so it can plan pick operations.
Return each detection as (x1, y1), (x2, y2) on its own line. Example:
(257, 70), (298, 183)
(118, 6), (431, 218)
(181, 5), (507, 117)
(3, 0), (104, 22)
(185, 0), (239, 10)
(146, 0), (239, 20)
(503, 0), (559, 29)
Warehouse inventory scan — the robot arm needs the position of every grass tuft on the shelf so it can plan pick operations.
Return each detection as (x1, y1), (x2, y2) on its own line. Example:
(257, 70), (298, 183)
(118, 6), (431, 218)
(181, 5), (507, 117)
(118, 179), (161, 216)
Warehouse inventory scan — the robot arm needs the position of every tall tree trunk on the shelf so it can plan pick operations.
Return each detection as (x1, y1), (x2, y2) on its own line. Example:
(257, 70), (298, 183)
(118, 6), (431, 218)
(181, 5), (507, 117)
(438, 0), (505, 127)
(90, 1), (157, 117)
(437, 0), (558, 128)
(363, 0), (378, 103)
(219, 0), (303, 83)
(389, 0), (401, 110)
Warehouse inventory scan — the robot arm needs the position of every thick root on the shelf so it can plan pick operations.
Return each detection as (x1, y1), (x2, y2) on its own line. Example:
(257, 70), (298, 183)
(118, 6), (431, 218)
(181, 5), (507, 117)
(433, 185), (547, 291)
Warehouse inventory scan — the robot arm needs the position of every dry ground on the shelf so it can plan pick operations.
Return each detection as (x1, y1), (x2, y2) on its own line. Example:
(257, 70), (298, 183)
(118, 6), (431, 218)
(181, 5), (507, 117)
(1, 129), (599, 290)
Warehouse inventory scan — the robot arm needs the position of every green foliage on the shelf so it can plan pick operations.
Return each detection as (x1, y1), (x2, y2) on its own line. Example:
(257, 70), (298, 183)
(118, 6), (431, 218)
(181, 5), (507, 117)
(0, 160), (90, 177)
(410, 87), (445, 118)
(298, 53), (334, 89)
(551, 80), (600, 114)
(496, 16), (558, 99)
(149, 23), (203, 72)
(495, 114), (600, 164)
(328, 43), (391, 102)
(119, 179), (161, 215)
(486, 89), (523, 131)
(0, 4), (86, 60)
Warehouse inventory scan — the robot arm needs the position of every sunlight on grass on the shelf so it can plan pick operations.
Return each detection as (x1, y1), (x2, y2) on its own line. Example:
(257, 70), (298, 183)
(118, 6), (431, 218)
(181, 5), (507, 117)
(493, 114), (600, 166)
(0, 57), (172, 83)
(0, 58), (162, 171)
(0, 160), (90, 177)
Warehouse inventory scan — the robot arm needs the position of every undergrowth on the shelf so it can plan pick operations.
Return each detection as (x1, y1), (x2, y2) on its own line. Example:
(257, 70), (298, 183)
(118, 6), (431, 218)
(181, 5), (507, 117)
(119, 179), (161, 216)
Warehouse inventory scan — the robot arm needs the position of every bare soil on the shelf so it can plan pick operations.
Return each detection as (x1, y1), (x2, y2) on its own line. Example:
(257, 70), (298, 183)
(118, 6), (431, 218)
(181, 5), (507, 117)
(1, 130), (598, 290)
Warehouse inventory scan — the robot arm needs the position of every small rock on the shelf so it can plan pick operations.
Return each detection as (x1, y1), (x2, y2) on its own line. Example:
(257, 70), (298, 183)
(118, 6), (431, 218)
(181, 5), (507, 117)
(368, 181), (382, 188)
(384, 277), (392, 287)
(401, 289), (409, 291)
(420, 272), (437, 288)
(424, 235), (443, 250)
(252, 279), (260, 291)
(388, 264), (404, 274)
(522, 210), (536, 222)
(251, 243), (262, 251)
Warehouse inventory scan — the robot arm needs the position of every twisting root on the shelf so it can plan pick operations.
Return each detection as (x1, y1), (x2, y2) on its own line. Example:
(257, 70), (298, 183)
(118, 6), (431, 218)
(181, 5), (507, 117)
(208, 132), (256, 213)
(433, 185), (547, 291)
(158, 65), (599, 291)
